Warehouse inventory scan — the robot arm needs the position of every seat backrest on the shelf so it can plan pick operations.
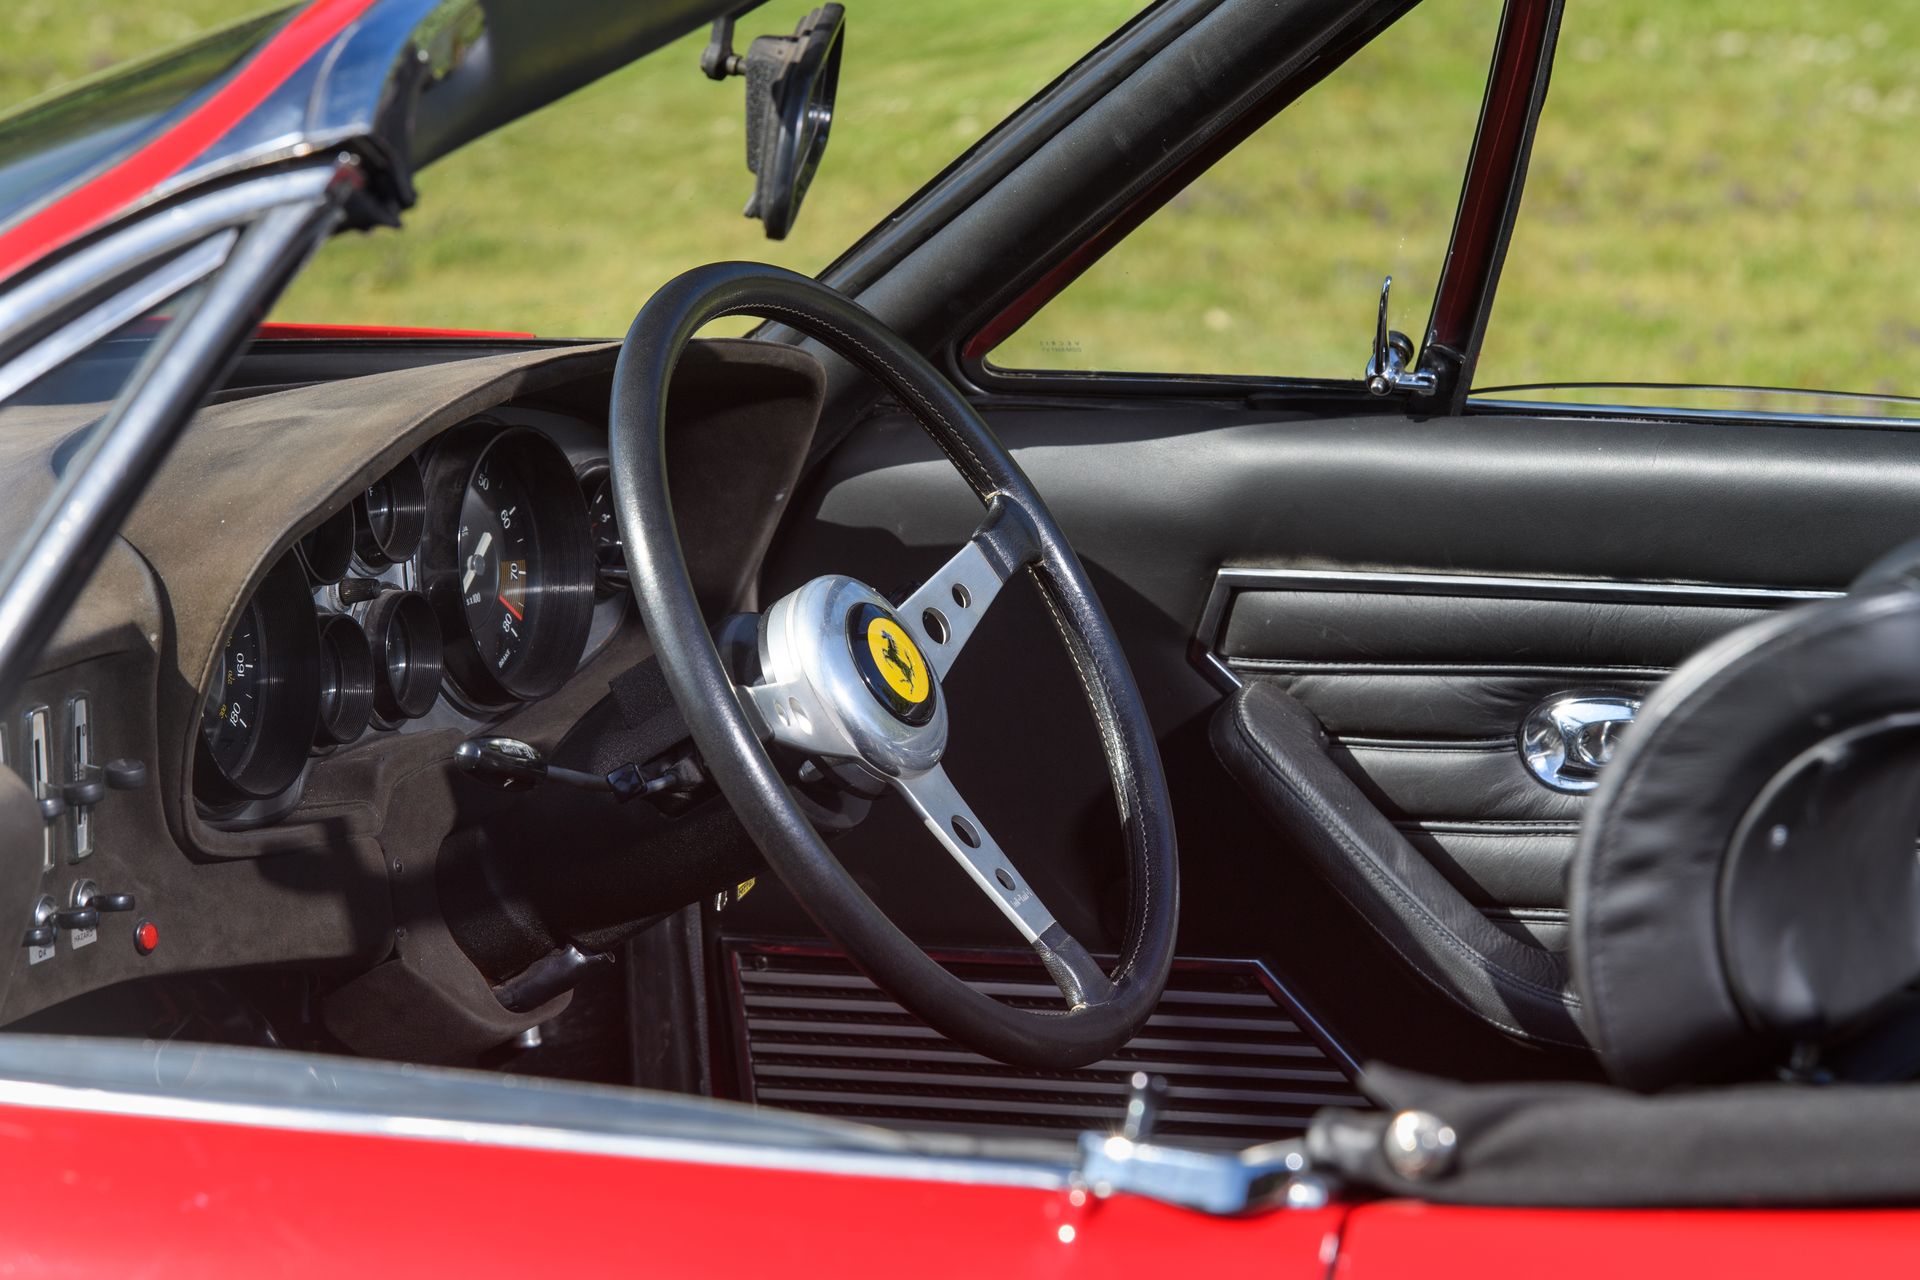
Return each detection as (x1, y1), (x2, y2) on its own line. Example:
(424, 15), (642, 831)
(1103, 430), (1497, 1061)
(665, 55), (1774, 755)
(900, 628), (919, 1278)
(1571, 584), (1920, 1089)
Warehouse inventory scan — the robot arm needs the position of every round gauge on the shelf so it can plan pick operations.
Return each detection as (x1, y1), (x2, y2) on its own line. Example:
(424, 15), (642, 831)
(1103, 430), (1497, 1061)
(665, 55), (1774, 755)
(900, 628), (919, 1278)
(203, 600), (265, 774)
(421, 426), (595, 707)
(297, 503), (355, 584)
(353, 454), (426, 568)
(360, 590), (444, 723)
(195, 551), (321, 807)
(314, 613), (376, 746)
(578, 464), (628, 595)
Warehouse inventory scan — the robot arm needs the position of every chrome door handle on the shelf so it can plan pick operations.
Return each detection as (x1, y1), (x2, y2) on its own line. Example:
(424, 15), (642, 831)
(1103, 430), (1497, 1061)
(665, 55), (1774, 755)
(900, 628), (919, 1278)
(1520, 693), (1641, 793)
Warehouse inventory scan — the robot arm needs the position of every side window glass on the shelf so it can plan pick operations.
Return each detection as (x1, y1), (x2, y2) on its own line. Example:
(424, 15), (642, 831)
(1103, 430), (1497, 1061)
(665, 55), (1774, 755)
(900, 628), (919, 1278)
(1475, 7), (1920, 419)
(986, 1), (1504, 380)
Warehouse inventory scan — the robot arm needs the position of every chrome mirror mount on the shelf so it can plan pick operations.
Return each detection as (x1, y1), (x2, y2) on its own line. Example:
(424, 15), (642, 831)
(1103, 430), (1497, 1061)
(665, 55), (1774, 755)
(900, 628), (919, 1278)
(1365, 275), (1439, 398)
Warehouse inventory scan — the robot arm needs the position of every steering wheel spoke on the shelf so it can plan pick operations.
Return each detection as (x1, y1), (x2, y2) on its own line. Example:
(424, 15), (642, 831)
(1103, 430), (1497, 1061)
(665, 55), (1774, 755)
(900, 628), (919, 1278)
(741, 678), (842, 758)
(898, 497), (1039, 680)
(893, 763), (1113, 1009)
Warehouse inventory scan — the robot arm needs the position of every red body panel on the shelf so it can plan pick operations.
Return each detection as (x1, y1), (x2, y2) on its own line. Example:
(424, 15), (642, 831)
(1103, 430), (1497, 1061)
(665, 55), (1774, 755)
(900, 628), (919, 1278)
(0, 0), (378, 287)
(0, 1103), (1342, 1277)
(1337, 1200), (1920, 1278)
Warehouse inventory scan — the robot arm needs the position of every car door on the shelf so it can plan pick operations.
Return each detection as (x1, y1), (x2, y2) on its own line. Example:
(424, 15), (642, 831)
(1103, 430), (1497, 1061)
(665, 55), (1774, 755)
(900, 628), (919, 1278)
(731, 0), (1920, 1087)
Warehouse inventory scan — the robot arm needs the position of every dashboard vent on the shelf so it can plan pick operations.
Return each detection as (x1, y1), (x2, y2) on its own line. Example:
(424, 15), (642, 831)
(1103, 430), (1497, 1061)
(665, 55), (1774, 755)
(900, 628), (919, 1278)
(722, 943), (1362, 1149)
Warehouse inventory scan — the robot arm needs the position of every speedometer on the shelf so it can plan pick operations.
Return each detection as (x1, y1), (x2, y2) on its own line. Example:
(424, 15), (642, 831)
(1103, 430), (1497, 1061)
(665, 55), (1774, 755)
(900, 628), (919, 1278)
(421, 425), (595, 708)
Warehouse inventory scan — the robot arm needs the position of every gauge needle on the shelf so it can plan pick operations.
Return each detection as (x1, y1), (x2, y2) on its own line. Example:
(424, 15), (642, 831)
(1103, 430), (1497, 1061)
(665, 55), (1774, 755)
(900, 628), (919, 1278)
(498, 594), (523, 621)
(461, 531), (493, 592)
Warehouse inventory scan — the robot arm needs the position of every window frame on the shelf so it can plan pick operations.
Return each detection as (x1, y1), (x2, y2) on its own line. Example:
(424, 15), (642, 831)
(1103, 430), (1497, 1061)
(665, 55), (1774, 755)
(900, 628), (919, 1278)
(947, 0), (1564, 413)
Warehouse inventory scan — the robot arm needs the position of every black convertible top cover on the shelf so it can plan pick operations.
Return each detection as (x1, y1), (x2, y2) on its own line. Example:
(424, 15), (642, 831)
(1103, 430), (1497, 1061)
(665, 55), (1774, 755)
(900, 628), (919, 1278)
(1308, 1064), (1920, 1207)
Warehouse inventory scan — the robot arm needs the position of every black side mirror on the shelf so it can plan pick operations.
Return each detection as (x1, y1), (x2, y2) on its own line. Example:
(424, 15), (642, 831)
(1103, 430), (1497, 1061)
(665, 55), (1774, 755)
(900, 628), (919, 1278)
(702, 4), (846, 240)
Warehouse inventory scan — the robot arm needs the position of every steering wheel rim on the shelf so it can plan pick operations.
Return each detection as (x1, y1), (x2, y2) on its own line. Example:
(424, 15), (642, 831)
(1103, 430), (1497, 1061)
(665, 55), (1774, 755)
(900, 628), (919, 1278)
(609, 262), (1177, 1069)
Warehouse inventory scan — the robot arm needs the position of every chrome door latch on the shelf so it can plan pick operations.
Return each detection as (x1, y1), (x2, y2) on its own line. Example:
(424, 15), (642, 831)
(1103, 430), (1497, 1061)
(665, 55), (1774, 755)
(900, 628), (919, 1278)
(1520, 692), (1641, 793)
(1365, 276), (1438, 397)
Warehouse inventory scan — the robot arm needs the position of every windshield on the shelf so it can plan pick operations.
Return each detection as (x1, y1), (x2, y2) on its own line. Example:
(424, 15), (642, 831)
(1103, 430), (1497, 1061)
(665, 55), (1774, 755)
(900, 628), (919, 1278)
(277, 0), (1147, 336)
(0, 8), (291, 235)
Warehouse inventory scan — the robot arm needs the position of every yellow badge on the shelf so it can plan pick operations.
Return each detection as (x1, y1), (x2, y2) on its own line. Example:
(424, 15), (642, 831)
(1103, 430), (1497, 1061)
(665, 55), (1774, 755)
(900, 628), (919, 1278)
(866, 616), (929, 704)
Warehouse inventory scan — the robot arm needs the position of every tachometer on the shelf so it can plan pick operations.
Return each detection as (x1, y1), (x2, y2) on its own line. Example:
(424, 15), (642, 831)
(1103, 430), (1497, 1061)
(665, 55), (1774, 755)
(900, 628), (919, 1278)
(194, 550), (321, 807)
(421, 425), (594, 707)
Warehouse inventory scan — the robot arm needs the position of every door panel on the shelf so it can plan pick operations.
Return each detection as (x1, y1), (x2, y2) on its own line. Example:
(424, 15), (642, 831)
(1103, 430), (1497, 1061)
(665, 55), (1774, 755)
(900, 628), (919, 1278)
(1202, 570), (1828, 912)
(757, 401), (1920, 1072)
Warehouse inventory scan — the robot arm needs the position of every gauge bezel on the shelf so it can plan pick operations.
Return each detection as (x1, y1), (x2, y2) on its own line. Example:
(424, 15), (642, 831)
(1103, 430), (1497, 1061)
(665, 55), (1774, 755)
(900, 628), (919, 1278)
(314, 612), (376, 746)
(194, 551), (321, 807)
(352, 454), (426, 569)
(576, 460), (630, 598)
(297, 503), (356, 584)
(362, 590), (444, 724)
(421, 424), (596, 707)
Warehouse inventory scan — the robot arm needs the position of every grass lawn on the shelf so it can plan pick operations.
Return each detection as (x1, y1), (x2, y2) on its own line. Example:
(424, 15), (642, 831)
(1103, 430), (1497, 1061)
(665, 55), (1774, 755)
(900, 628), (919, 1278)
(8, 1), (1919, 398)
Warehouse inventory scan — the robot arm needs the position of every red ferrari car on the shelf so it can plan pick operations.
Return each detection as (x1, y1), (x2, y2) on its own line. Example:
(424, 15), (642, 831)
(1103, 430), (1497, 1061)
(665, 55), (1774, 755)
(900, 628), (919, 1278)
(2, 0), (1919, 1273)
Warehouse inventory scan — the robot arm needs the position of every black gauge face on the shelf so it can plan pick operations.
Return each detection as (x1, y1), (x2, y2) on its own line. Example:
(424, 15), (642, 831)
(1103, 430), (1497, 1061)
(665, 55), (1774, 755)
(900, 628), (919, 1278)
(193, 551), (321, 808)
(423, 426), (595, 708)
(586, 475), (620, 565)
(457, 455), (538, 680)
(583, 472), (627, 594)
(202, 601), (265, 775)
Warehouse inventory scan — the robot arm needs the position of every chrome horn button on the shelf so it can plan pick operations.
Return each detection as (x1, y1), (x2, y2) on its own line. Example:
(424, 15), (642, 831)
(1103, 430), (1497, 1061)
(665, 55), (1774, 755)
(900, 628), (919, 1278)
(746, 575), (948, 778)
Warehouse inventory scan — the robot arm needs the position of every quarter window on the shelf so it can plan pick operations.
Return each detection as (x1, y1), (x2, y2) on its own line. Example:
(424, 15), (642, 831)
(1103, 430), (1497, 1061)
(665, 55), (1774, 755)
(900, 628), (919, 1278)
(987, 1), (1503, 381)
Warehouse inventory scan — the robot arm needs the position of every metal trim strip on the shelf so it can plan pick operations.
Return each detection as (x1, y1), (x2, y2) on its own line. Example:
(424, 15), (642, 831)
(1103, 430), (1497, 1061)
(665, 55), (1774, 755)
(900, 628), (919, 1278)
(0, 1072), (1071, 1192)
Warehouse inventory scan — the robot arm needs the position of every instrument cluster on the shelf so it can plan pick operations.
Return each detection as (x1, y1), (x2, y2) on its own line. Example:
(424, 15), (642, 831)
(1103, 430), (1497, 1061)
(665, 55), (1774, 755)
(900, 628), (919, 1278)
(194, 416), (627, 824)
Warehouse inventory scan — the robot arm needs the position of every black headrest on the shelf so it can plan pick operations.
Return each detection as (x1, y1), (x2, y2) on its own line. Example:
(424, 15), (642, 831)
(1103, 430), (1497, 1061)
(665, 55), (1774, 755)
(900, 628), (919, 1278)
(1570, 583), (1920, 1090)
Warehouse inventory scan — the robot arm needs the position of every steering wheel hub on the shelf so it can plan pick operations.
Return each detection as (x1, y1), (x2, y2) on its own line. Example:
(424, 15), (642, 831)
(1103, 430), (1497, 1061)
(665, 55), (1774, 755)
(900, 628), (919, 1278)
(750, 574), (947, 778)
(848, 602), (936, 726)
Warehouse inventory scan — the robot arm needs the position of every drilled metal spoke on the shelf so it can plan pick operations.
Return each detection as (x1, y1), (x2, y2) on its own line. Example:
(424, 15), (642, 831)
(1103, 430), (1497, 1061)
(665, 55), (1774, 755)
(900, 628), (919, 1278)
(898, 501), (1038, 680)
(893, 764), (1113, 1008)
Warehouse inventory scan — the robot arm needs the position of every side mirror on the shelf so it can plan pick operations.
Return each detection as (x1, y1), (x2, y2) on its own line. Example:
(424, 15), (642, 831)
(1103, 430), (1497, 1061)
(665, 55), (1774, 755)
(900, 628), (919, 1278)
(702, 4), (846, 240)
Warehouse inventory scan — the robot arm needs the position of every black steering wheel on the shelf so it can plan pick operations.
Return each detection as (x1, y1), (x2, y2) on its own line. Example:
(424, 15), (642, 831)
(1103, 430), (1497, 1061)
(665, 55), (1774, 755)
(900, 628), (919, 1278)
(608, 263), (1178, 1069)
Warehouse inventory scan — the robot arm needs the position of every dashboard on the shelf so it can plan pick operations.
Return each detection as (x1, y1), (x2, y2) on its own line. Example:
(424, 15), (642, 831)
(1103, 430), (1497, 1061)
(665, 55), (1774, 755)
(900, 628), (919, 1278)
(195, 412), (628, 827)
(0, 336), (826, 1034)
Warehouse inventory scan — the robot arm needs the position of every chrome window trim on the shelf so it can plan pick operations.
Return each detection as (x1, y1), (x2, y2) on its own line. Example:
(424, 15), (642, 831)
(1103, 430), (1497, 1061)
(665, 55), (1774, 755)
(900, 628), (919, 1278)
(1192, 567), (1841, 693)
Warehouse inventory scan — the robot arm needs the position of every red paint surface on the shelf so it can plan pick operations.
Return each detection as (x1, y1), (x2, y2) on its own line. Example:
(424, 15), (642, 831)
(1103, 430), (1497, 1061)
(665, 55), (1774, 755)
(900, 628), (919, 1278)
(1337, 1200), (1920, 1278)
(0, 1102), (1344, 1277)
(255, 322), (538, 341)
(0, 0), (379, 287)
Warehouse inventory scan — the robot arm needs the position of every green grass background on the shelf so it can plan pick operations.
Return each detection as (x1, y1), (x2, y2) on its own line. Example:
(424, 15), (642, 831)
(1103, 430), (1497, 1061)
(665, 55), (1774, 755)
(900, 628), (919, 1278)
(9, 1), (1919, 397)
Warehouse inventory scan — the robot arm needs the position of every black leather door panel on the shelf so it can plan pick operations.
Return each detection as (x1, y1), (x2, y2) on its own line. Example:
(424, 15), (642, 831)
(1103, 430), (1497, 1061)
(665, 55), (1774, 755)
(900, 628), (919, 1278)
(1223, 590), (1767, 668)
(1398, 824), (1578, 908)
(1257, 671), (1661, 738)
(1336, 739), (1586, 824)
(1204, 573), (1823, 921)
